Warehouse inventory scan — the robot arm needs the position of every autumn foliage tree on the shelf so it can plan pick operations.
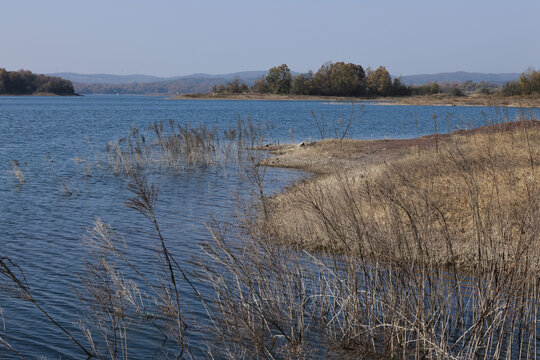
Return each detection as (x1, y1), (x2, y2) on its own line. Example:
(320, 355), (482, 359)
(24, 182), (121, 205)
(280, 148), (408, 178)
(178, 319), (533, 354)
(519, 68), (540, 95)
(311, 62), (366, 96)
(366, 66), (392, 96)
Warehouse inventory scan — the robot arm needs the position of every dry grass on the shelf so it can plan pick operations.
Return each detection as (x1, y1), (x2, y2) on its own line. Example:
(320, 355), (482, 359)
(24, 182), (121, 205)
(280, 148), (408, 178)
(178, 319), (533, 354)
(96, 117), (270, 176)
(103, 120), (222, 175)
(266, 120), (540, 270)
(197, 117), (540, 359)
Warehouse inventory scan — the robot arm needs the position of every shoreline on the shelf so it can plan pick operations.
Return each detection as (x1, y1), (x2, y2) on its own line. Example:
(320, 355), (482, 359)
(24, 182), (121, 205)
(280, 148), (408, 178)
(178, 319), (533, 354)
(0, 92), (80, 96)
(260, 120), (540, 271)
(169, 93), (355, 102)
(170, 92), (540, 108)
(259, 123), (521, 175)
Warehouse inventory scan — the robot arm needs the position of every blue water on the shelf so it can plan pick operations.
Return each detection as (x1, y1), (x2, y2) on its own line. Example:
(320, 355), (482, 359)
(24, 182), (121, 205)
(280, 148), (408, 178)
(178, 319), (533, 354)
(0, 95), (535, 358)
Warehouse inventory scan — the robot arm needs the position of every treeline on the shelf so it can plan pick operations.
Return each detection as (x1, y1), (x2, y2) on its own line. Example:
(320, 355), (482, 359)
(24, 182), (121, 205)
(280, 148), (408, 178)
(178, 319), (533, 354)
(224, 63), (410, 97)
(0, 68), (75, 95)
(75, 77), (246, 95)
(212, 63), (540, 98)
(212, 62), (442, 97)
(211, 78), (249, 94)
(502, 69), (540, 96)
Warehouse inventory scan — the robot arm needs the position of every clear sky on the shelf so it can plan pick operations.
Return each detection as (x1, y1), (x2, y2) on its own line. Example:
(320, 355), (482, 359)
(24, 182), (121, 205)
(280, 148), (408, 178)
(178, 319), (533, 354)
(1, 0), (539, 77)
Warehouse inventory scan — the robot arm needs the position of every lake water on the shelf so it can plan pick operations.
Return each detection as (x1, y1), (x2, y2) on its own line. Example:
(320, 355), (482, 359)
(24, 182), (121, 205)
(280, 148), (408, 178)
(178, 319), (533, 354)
(0, 95), (535, 358)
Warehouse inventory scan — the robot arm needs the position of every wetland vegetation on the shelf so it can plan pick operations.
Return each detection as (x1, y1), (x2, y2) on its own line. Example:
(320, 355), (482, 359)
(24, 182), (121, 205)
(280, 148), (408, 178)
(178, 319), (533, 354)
(1, 99), (539, 359)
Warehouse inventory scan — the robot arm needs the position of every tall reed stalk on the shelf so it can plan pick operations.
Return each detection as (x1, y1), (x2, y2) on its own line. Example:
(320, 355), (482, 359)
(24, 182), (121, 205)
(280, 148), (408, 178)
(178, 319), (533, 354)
(196, 116), (540, 359)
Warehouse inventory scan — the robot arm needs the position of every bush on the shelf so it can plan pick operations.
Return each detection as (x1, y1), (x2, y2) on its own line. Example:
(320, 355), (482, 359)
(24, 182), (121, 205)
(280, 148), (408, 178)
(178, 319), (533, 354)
(502, 81), (523, 96)
(450, 87), (464, 96)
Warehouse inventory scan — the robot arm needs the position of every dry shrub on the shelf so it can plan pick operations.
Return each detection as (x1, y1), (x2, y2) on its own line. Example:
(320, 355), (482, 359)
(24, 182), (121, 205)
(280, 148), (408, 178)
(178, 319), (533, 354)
(199, 119), (540, 359)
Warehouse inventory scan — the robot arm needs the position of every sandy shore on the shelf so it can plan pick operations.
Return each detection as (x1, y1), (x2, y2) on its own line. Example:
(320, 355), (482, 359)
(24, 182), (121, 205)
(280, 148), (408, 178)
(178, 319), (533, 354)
(259, 132), (455, 175)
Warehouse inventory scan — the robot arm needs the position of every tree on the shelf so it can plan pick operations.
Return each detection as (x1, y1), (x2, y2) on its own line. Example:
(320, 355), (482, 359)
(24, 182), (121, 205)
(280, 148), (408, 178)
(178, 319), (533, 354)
(392, 78), (410, 96)
(311, 62), (365, 96)
(227, 78), (248, 94)
(502, 81), (523, 96)
(429, 82), (440, 94)
(0, 68), (74, 95)
(0, 68), (6, 94)
(252, 76), (270, 93)
(291, 71), (313, 95)
(367, 66), (392, 96)
(450, 87), (464, 97)
(212, 84), (227, 94)
(328, 62), (365, 96)
(520, 68), (540, 95)
(265, 64), (292, 94)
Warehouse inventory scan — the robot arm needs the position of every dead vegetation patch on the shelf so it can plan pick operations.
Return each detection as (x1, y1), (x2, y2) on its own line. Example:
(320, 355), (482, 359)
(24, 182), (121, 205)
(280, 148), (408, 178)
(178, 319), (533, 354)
(264, 120), (540, 272)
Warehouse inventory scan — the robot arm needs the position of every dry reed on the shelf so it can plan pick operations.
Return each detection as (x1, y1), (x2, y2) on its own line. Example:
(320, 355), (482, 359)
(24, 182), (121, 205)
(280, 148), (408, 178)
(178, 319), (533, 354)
(196, 116), (540, 359)
(100, 117), (272, 177)
(10, 160), (26, 184)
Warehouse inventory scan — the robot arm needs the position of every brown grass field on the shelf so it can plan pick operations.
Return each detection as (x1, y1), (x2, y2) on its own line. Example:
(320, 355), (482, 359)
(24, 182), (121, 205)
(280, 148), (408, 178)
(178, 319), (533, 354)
(261, 119), (540, 271)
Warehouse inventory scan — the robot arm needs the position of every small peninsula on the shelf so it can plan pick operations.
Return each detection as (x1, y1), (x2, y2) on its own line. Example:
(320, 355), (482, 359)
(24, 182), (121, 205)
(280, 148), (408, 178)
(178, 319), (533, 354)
(173, 62), (540, 108)
(0, 68), (76, 96)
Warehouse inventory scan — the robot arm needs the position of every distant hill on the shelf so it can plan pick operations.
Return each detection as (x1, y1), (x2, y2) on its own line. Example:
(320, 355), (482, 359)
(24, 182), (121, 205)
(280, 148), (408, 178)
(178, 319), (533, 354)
(48, 72), (169, 84)
(398, 71), (520, 85)
(180, 71), (267, 81)
(50, 70), (522, 95)
(64, 71), (269, 95)
(49, 71), (267, 86)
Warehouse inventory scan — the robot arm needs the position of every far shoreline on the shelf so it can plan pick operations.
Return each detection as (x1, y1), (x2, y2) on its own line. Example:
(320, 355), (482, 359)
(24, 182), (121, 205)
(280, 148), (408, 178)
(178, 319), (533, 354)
(170, 92), (540, 108)
(0, 92), (81, 97)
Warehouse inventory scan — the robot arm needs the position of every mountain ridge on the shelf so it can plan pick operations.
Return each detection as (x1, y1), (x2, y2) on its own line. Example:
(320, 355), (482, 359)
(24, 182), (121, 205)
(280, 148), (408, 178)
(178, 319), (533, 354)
(399, 71), (520, 85)
(50, 70), (521, 86)
(49, 70), (521, 95)
(48, 71), (268, 84)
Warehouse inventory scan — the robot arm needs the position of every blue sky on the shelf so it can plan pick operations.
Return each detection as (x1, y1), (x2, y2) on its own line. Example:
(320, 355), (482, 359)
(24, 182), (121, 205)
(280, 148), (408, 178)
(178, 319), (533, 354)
(1, 0), (539, 76)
